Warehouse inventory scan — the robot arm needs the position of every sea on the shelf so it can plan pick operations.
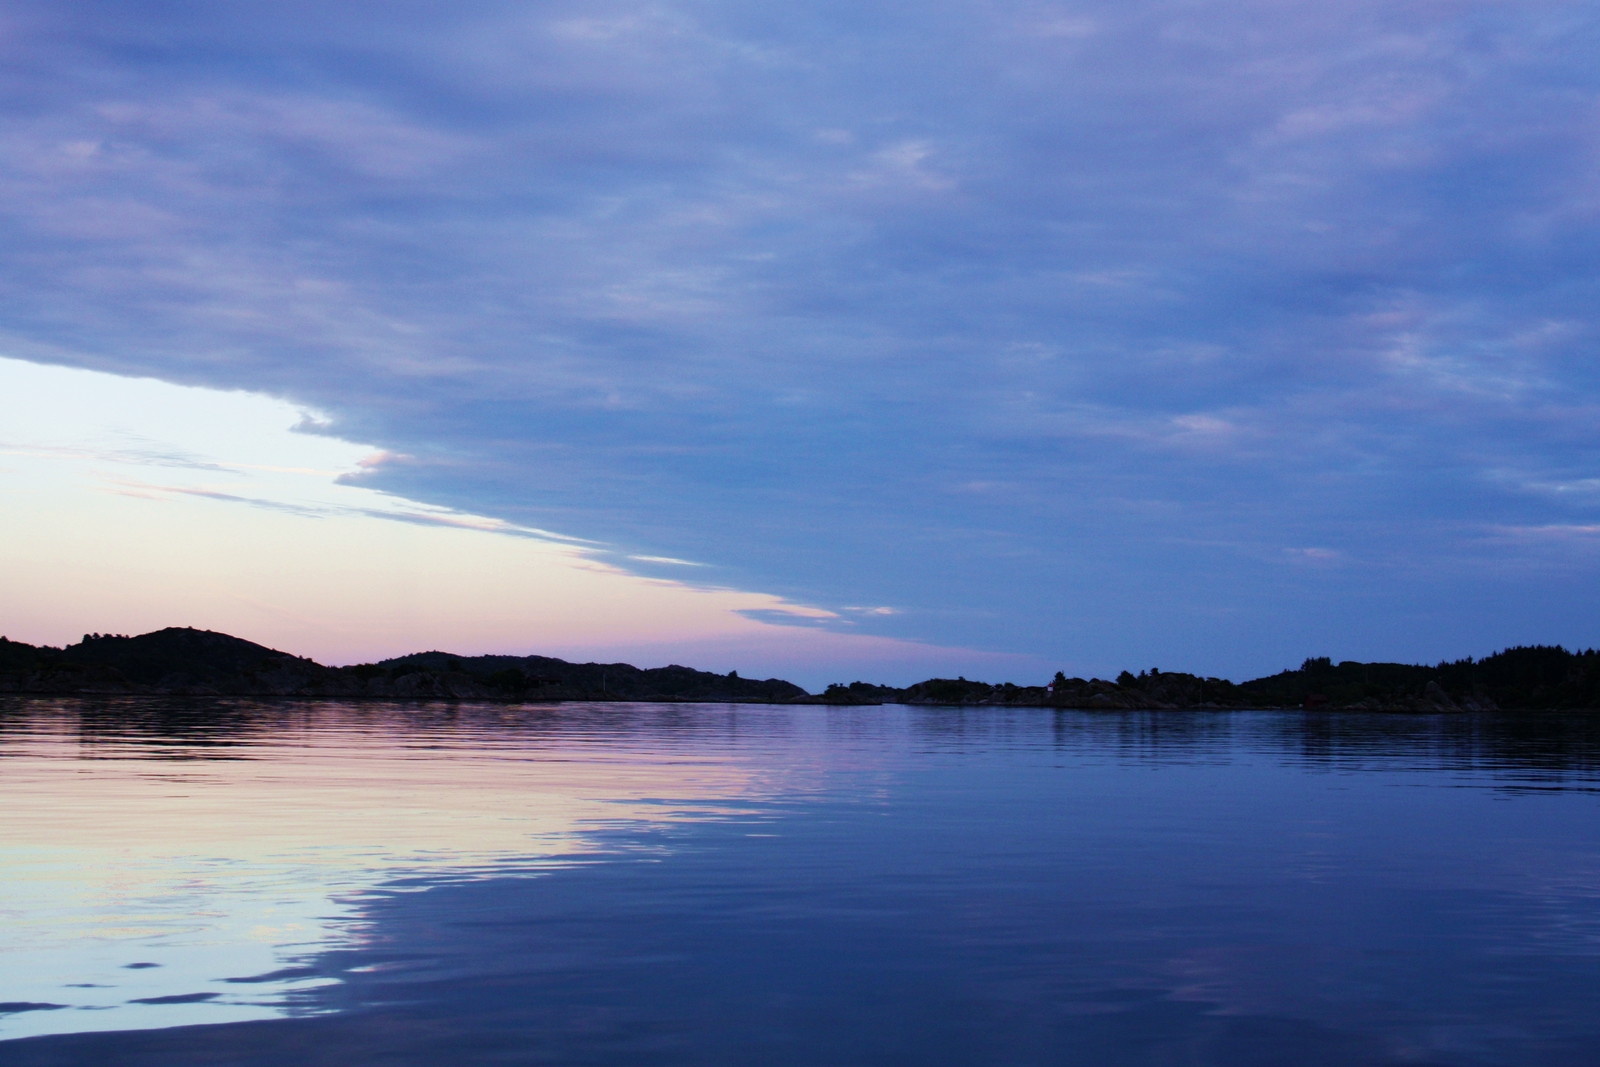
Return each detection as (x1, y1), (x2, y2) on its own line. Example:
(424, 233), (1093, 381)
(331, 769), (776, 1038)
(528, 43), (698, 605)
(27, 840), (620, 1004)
(1, 698), (1598, 1065)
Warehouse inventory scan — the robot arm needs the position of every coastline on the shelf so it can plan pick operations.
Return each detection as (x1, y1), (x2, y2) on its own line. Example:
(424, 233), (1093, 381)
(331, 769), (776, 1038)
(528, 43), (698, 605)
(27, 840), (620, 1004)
(4, 627), (1598, 713)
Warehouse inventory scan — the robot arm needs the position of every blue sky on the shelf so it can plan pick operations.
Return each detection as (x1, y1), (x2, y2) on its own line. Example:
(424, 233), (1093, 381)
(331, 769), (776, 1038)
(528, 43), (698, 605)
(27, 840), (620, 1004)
(3, 0), (1598, 681)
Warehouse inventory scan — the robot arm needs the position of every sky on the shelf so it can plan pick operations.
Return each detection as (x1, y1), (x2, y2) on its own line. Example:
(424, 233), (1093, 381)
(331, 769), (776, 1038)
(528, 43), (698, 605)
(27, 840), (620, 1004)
(0, 358), (1026, 688)
(1, 0), (1598, 683)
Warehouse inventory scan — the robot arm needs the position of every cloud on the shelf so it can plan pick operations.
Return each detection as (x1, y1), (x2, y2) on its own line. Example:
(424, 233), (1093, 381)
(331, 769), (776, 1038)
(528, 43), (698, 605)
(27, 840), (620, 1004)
(102, 472), (605, 545)
(1, 0), (1598, 676)
(1486, 524), (1600, 545)
(8, 356), (1008, 688)
(734, 609), (836, 630)
(1283, 547), (1343, 564)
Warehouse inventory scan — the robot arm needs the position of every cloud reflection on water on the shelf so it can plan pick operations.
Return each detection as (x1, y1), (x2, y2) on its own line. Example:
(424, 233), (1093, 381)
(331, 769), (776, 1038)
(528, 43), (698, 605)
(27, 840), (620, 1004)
(4, 700), (1600, 1064)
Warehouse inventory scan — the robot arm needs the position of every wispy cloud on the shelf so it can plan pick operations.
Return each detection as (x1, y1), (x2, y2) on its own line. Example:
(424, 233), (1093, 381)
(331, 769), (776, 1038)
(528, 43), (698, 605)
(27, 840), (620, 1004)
(1486, 524), (1600, 545)
(735, 609), (839, 630)
(105, 476), (602, 545)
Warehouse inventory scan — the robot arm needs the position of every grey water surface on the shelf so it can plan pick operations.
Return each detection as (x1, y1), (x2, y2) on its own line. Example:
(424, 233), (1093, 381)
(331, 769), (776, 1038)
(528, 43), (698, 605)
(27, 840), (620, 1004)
(2, 698), (1598, 1065)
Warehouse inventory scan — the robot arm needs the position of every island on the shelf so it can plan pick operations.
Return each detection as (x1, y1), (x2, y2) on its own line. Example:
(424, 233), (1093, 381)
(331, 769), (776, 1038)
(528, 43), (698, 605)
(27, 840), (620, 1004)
(1, 628), (1597, 711)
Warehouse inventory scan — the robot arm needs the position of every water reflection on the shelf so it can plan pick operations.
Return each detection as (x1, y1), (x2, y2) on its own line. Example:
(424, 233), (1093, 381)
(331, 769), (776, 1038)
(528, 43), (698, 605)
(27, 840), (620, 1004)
(3, 699), (1599, 1066)
(0, 699), (791, 1039)
(913, 704), (1600, 785)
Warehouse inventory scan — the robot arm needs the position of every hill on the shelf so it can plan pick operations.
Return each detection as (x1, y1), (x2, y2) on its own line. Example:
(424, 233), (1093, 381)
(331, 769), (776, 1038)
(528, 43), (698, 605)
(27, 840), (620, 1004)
(876, 646), (1600, 711)
(3, 628), (1598, 710)
(372, 650), (806, 703)
(0, 628), (808, 702)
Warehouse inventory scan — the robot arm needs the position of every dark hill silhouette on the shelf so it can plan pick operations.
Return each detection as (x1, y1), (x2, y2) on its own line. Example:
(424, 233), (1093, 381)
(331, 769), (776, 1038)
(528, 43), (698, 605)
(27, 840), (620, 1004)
(1226, 647), (1600, 711)
(0, 628), (342, 696)
(60, 628), (308, 687)
(0, 629), (806, 702)
(375, 651), (806, 703)
(883, 647), (1600, 711)
(1, 628), (1597, 710)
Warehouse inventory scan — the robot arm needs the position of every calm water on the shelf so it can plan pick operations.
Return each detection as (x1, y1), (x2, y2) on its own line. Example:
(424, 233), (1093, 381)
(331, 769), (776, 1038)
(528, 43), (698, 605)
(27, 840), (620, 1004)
(2, 699), (1599, 1066)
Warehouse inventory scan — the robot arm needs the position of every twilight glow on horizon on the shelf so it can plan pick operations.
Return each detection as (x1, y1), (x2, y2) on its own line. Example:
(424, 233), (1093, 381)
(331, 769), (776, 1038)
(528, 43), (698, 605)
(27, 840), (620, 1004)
(0, 359), (1016, 689)
(2, 0), (1598, 682)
